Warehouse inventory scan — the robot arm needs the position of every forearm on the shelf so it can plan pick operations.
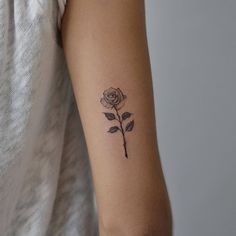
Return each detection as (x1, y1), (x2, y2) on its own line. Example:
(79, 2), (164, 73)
(62, 0), (172, 235)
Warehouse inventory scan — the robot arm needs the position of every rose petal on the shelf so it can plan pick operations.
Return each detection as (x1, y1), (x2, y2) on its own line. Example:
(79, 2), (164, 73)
(100, 98), (113, 109)
(117, 88), (126, 101)
(104, 87), (116, 96)
(116, 96), (126, 110)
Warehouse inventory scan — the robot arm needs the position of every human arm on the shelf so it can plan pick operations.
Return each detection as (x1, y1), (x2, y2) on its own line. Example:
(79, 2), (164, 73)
(61, 0), (172, 235)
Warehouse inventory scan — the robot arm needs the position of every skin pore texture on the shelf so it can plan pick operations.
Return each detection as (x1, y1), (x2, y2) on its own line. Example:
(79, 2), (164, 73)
(61, 0), (172, 235)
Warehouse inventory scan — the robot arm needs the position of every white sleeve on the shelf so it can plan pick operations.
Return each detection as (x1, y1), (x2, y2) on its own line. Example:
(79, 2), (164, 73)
(57, 0), (67, 29)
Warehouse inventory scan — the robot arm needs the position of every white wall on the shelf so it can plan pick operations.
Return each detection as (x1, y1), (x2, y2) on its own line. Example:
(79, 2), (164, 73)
(145, 1), (236, 235)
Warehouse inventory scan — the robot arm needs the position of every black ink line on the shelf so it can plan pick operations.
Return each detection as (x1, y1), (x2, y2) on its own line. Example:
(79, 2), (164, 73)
(114, 106), (128, 158)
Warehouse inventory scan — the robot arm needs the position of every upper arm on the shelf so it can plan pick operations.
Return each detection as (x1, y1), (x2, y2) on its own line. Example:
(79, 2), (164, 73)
(61, 0), (172, 235)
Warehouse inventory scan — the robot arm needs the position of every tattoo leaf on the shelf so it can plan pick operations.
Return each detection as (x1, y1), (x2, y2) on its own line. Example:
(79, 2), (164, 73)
(108, 126), (120, 133)
(125, 120), (134, 132)
(103, 112), (116, 120)
(122, 112), (132, 120)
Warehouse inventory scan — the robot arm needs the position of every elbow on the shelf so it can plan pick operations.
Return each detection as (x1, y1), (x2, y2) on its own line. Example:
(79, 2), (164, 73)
(99, 207), (173, 236)
(99, 185), (173, 236)
(100, 222), (172, 236)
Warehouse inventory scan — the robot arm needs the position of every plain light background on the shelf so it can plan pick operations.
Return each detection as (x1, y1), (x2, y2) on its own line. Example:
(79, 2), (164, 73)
(145, 1), (236, 236)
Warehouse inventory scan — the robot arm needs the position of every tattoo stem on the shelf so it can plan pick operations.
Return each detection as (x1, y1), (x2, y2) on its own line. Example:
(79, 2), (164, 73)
(114, 106), (128, 158)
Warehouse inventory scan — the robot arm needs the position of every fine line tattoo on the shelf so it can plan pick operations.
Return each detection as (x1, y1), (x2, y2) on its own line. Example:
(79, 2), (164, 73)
(100, 87), (134, 159)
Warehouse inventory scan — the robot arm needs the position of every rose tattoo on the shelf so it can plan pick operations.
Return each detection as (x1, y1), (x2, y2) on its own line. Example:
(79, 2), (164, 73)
(100, 87), (134, 158)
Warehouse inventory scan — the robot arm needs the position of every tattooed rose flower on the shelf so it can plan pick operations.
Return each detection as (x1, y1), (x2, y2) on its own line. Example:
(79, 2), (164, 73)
(100, 87), (127, 109)
(100, 87), (134, 158)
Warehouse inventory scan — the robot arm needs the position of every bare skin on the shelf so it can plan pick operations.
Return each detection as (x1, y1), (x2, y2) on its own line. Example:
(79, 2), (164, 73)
(61, 0), (172, 235)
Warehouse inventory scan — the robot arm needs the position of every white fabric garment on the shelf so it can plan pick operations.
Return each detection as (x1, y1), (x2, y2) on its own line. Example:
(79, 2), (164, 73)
(0, 0), (98, 235)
